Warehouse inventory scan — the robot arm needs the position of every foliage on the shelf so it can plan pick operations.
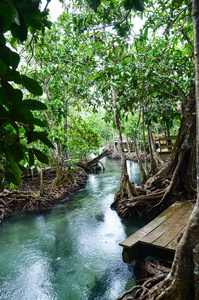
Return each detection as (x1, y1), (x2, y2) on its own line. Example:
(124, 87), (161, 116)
(21, 18), (104, 165)
(0, 0), (53, 189)
(0, 0), (194, 190)
(67, 113), (103, 160)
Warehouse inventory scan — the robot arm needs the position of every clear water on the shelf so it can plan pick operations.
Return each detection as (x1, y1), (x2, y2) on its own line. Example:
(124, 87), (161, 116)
(0, 159), (147, 300)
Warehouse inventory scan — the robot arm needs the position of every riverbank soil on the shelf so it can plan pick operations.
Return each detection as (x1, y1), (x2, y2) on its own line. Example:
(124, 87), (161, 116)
(0, 150), (111, 223)
(0, 166), (88, 223)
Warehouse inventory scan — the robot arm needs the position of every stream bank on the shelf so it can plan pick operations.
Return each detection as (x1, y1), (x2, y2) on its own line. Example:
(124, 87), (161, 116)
(0, 150), (112, 223)
(0, 148), (146, 224)
(0, 165), (88, 224)
(107, 149), (148, 163)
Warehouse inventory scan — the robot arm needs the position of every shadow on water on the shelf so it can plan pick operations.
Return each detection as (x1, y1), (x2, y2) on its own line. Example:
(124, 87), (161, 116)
(86, 260), (134, 300)
(86, 272), (110, 300)
(121, 218), (149, 239)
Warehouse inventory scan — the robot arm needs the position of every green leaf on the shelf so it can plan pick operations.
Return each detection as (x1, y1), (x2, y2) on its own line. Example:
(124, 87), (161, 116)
(0, 59), (8, 74)
(0, 178), (4, 191)
(22, 99), (47, 110)
(21, 75), (43, 96)
(9, 111), (28, 124)
(31, 118), (47, 127)
(182, 47), (188, 58)
(0, 46), (20, 70)
(87, 0), (101, 11)
(124, 0), (134, 10)
(0, 2), (15, 33)
(18, 164), (28, 175)
(13, 89), (23, 103)
(87, 48), (92, 57)
(0, 87), (7, 105)
(5, 170), (17, 185)
(7, 142), (24, 162)
(18, 107), (34, 122)
(14, 144), (24, 162)
(29, 149), (34, 166)
(5, 152), (21, 186)
(24, 13), (43, 30)
(9, 50), (20, 70)
(4, 70), (22, 84)
(30, 131), (54, 148)
(32, 148), (49, 164)
(1, 79), (23, 106)
(0, 105), (8, 118)
(11, 15), (27, 42)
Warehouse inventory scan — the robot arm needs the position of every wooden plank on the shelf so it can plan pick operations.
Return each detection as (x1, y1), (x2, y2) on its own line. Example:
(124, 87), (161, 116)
(159, 145), (174, 149)
(119, 201), (185, 248)
(167, 227), (186, 250)
(157, 150), (172, 154)
(153, 207), (193, 248)
(140, 202), (191, 244)
(156, 136), (177, 141)
(159, 152), (171, 159)
(120, 202), (194, 263)
(167, 204), (194, 250)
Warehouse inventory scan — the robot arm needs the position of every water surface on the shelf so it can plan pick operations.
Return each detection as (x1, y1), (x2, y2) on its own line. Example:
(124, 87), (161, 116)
(0, 159), (146, 300)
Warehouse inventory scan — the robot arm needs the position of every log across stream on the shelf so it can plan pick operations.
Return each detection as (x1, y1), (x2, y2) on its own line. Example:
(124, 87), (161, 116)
(0, 158), (148, 300)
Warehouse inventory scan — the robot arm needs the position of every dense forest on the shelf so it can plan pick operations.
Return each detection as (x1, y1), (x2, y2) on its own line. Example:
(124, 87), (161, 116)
(0, 0), (199, 299)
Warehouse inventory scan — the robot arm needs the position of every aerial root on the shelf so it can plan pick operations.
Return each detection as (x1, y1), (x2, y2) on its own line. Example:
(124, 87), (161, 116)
(115, 261), (170, 300)
(125, 189), (166, 207)
(115, 285), (149, 300)
(116, 185), (170, 217)
(0, 198), (6, 205)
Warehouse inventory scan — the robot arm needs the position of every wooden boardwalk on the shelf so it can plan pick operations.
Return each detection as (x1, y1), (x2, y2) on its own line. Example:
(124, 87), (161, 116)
(119, 201), (194, 263)
(155, 136), (177, 159)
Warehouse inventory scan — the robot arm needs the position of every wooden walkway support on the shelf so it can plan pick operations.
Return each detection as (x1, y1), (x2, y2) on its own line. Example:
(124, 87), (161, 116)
(119, 201), (194, 263)
(155, 136), (177, 159)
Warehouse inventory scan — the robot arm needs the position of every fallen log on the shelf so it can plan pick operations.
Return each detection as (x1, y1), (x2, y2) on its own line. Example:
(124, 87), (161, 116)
(76, 149), (112, 172)
(87, 149), (112, 166)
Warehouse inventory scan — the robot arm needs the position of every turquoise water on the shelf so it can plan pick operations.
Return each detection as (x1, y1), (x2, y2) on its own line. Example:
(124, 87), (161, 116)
(0, 159), (146, 300)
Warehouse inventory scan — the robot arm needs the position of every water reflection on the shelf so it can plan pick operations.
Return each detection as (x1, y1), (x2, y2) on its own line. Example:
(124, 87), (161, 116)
(0, 159), (145, 300)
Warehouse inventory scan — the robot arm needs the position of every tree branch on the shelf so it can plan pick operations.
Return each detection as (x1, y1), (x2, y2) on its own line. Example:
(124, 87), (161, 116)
(152, 71), (187, 102)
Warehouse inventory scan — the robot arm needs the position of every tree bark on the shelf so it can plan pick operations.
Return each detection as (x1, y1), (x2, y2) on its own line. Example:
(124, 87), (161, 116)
(111, 86), (138, 211)
(132, 130), (147, 182)
(148, 125), (159, 175)
(64, 103), (68, 160)
(145, 85), (196, 199)
(142, 107), (149, 177)
(142, 1), (199, 298)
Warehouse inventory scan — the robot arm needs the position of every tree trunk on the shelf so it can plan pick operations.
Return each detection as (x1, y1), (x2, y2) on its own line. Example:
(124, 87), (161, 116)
(142, 107), (149, 177)
(140, 1), (199, 298)
(111, 87), (138, 212)
(148, 125), (159, 175)
(132, 130), (147, 182)
(112, 83), (196, 218)
(39, 166), (45, 197)
(146, 85), (196, 199)
(64, 106), (68, 160)
(166, 123), (172, 146)
(125, 135), (131, 154)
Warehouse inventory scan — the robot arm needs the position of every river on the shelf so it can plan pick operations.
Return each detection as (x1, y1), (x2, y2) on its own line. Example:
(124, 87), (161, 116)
(0, 158), (147, 300)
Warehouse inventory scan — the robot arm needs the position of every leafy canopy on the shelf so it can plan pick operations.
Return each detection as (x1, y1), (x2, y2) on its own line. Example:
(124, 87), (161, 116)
(0, 0), (53, 189)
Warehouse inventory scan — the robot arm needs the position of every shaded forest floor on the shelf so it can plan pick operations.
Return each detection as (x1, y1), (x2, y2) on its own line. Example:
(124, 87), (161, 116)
(0, 166), (88, 224)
